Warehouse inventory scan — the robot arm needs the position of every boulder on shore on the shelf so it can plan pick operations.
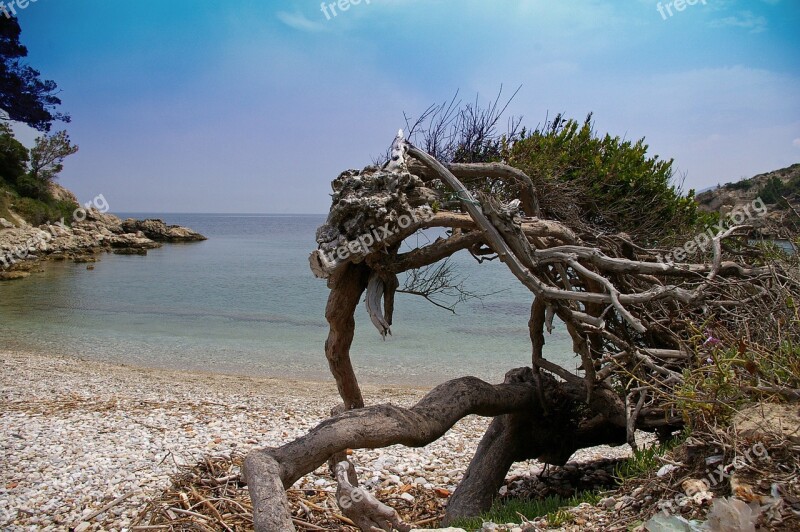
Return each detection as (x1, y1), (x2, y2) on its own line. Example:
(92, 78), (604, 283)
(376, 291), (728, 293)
(120, 218), (207, 243)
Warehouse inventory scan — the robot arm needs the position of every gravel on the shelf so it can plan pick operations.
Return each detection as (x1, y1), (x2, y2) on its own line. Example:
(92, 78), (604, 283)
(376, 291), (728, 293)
(0, 350), (641, 531)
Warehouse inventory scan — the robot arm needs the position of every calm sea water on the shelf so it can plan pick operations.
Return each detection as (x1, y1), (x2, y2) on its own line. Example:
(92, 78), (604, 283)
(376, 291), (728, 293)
(0, 214), (576, 386)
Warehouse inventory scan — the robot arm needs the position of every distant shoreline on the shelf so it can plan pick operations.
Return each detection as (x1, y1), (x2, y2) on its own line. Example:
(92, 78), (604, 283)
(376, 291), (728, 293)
(0, 210), (206, 278)
(0, 347), (429, 392)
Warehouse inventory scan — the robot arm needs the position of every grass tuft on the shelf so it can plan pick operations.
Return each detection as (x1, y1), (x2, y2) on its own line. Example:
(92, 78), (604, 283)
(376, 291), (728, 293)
(450, 491), (601, 531)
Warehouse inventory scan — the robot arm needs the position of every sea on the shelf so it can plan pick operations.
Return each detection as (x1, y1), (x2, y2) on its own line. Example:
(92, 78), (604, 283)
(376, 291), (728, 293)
(0, 214), (577, 386)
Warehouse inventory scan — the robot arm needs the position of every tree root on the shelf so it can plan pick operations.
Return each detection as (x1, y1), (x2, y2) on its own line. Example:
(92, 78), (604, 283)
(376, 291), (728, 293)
(244, 368), (630, 531)
(335, 461), (411, 532)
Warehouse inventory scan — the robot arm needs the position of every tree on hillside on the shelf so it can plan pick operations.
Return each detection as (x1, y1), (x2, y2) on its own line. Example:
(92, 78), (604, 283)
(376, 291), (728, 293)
(13, 129), (79, 199)
(28, 130), (78, 183)
(241, 99), (799, 531)
(0, 15), (69, 131)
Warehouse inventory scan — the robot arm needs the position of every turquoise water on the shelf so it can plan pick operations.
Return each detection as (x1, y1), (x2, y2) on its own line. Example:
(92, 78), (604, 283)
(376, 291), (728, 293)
(0, 214), (575, 385)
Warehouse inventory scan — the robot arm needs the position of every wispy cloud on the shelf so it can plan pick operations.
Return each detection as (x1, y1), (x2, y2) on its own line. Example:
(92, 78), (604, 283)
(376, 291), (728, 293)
(793, 138), (800, 149)
(276, 11), (326, 32)
(709, 10), (768, 33)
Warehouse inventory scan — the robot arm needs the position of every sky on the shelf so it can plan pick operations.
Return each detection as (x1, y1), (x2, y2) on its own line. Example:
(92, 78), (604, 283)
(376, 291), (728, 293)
(9, 0), (800, 214)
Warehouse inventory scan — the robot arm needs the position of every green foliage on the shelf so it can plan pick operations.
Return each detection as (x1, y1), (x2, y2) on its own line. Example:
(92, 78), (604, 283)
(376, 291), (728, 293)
(450, 491), (601, 531)
(759, 176), (786, 205)
(724, 178), (753, 191)
(14, 173), (48, 200)
(0, 121), (79, 225)
(507, 114), (707, 243)
(613, 437), (684, 484)
(0, 123), (29, 185)
(758, 174), (800, 205)
(674, 319), (800, 429)
(29, 130), (79, 183)
(0, 15), (70, 131)
(11, 196), (75, 226)
(0, 189), (15, 222)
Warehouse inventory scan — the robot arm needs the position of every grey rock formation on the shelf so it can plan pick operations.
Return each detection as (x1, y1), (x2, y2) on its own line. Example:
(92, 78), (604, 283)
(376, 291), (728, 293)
(120, 218), (207, 243)
(0, 210), (206, 277)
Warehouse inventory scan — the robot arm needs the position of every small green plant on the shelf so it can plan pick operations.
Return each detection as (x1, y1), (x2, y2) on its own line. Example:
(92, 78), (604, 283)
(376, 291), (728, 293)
(545, 509), (574, 527)
(450, 491), (601, 531)
(613, 439), (682, 484)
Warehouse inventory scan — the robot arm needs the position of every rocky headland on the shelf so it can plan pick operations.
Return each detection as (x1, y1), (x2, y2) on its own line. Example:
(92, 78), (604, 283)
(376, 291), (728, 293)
(696, 162), (800, 238)
(0, 209), (206, 280)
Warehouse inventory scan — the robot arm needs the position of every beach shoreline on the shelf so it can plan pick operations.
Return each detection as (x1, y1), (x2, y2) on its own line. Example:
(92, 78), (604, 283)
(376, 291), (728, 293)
(0, 350), (641, 531)
(0, 349), (432, 530)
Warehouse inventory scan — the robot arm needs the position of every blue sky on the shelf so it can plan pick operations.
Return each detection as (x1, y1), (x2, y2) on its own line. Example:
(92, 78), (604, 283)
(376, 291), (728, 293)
(10, 0), (800, 213)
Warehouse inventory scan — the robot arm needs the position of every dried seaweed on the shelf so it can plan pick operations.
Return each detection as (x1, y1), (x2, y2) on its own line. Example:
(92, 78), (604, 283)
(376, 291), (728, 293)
(131, 454), (447, 531)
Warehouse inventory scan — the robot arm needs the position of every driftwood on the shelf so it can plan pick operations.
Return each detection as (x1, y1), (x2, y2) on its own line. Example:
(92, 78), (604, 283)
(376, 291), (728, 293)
(244, 132), (796, 531)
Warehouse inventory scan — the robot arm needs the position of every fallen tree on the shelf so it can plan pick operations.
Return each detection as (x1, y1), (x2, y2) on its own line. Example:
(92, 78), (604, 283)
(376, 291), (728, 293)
(244, 111), (799, 530)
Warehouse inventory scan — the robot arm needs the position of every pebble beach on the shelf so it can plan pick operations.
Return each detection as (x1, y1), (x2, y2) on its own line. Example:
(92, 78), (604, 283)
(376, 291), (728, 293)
(0, 350), (640, 531)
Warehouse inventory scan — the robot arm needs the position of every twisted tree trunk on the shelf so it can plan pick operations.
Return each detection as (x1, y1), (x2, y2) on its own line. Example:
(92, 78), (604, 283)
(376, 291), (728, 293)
(324, 262), (369, 410)
(244, 136), (792, 531)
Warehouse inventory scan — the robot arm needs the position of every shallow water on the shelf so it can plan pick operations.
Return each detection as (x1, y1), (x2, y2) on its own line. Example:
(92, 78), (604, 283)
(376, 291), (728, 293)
(0, 214), (576, 386)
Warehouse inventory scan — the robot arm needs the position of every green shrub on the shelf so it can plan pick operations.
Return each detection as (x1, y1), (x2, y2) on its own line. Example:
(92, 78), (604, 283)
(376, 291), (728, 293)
(724, 178), (753, 191)
(507, 114), (711, 244)
(14, 174), (49, 200)
(12, 197), (76, 226)
(759, 176), (786, 205)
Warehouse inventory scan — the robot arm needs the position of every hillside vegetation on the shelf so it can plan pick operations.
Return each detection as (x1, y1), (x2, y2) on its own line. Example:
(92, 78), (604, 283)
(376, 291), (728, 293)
(0, 124), (79, 226)
(696, 163), (800, 236)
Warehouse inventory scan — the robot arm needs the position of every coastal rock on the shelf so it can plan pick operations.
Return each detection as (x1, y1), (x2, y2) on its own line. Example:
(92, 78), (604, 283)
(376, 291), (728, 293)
(0, 207), (204, 272)
(48, 182), (80, 206)
(696, 163), (799, 238)
(83, 209), (124, 233)
(0, 217), (14, 229)
(0, 270), (30, 280)
(121, 218), (207, 242)
(107, 231), (162, 250)
(112, 247), (149, 255)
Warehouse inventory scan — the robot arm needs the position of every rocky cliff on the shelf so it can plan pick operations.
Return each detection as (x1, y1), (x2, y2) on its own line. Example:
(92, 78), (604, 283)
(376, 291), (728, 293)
(0, 203), (206, 280)
(696, 163), (800, 237)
